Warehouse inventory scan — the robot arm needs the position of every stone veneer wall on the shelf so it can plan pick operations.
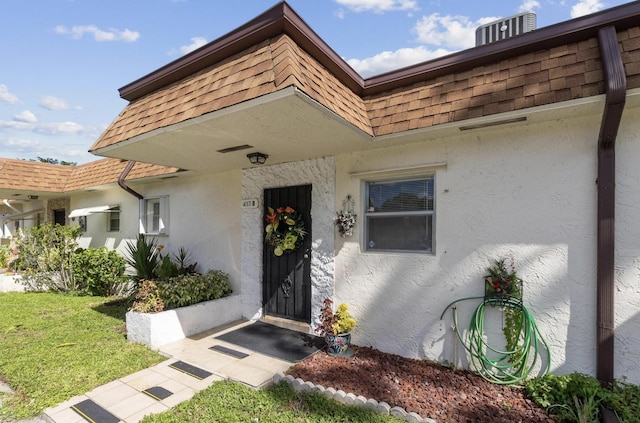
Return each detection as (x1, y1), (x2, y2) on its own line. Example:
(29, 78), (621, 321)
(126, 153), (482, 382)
(241, 157), (335, 329)
(45, 197), (70, 225)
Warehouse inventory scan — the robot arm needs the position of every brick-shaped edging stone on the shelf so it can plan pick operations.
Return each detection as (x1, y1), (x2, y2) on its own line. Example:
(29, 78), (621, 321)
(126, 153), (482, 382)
(274, 372), (437, 423)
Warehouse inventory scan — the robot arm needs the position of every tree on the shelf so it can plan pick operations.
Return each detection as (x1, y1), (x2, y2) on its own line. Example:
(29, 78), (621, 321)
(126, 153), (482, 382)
(34, 157), (77, 166)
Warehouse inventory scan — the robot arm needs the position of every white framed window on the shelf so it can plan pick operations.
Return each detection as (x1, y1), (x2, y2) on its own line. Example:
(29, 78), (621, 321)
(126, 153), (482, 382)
(107, 207), (120, 232)
(364, 176), (434, 253)
(78, 216), (87, 233)
(140, 196), (169, 235)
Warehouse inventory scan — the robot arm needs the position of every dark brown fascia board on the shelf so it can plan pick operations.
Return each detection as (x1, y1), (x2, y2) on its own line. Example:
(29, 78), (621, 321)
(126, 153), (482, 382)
(119, 1), (640, 102)
(119, 1), (363, 101)
(363, 1), (640, 96)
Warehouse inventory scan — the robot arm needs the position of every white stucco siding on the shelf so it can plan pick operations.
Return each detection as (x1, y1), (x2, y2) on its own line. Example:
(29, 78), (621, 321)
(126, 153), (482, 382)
(613, 105), (640, 382)
(150, 171), (243, 291)
(241, 157), (335, 325)
(71, 189), (140, 254)
(70, 170), (243, 291)
(335, 106), (640, 384)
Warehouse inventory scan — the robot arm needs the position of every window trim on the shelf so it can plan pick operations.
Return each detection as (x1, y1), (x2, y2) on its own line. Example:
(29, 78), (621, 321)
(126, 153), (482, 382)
(139, 196), (169, 235)
(106, 206), (120, 233)
(363, 174), (436, 254)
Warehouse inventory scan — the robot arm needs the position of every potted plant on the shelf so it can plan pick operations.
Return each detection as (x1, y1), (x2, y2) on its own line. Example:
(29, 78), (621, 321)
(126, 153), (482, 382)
(484, 257), (524, 362)
(315, 298), (357, 356)
(484, 257), (522, 301)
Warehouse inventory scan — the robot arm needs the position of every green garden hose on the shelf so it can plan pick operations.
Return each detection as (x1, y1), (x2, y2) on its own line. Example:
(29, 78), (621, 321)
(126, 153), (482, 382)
(440, 296), (551, 385)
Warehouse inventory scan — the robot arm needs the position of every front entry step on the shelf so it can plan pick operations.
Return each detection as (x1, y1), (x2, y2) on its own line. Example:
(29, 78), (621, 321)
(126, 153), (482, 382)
(261, 315), (311, 334)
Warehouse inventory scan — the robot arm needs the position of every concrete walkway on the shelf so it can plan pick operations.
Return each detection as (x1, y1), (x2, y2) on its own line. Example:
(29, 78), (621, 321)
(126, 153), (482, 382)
(42, 321), (294, 423)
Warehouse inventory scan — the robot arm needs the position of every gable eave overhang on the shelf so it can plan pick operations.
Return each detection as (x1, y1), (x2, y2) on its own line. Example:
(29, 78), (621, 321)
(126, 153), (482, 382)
(94, 86), (375, 173)
(119, 2), (364, 102)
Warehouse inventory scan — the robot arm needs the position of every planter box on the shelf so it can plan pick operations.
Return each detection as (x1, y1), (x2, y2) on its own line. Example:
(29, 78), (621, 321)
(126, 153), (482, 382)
(0, 273), (23, 293)
(126, 294), (242, 349)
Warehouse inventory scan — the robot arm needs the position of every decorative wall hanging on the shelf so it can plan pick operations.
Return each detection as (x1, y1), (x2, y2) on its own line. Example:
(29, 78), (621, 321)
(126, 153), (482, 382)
(265, 206), (306, 256)
(335, 195), (356, 237)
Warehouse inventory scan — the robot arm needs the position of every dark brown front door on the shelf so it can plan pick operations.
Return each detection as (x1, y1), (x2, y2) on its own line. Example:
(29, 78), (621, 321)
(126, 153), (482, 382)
(53, 209), (66, 226)
(263, 184), (312, 322)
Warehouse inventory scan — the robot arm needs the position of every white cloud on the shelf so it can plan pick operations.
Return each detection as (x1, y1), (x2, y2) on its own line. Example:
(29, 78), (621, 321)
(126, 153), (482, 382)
(180, 37), (208, 55)
(34, 122), (88, 136)
(39, 96), (70, 111)
(0, 137), (93, 163)
(1, 137), (43, 149)
(570, 0), (604, 18)
(414, 13), (499, 50)
(335, 0), (418, 13)
(55, 25), (140, 42)
(519, 0), (541, 12)
(0, 84), (19, 104)
(14, 111), (37, 123)
(0, 120), (93, 136)
(347, 45), (454, 76)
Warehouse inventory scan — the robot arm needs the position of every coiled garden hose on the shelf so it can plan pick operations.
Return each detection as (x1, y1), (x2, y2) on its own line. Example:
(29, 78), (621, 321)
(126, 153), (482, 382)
(440, 296), (551, 385)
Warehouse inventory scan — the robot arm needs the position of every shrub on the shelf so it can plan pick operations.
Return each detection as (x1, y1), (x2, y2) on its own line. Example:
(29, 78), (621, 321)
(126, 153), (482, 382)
(156, 247), (198, 280)
(608, 378), (640, 423)
(525, 372), (640, 422)
(71, 247), (130, 296)
(14, 223), (81, 291)
(129, 280), (164, 313)
(157, 270), (232, 310)
(0, 245), (9, 269)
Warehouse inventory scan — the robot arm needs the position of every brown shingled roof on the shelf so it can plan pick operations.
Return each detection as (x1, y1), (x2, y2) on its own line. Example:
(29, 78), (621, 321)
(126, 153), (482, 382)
(0, 158), (73, 192)
(0, 158), (181, 194)
(64, 158), (181, 192)
(90, 2), (640, 156)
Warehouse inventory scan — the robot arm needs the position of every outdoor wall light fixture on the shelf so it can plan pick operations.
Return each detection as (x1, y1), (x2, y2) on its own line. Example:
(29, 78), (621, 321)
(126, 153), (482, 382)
(247, 152), (268, 165)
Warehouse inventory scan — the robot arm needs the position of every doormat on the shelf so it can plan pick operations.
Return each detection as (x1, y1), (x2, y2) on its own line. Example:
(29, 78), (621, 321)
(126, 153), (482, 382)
(209, 344), (250, 359)
(168, 360), (212, 380)
(71, 399), (119, 423)
(215, 321), (325, 362)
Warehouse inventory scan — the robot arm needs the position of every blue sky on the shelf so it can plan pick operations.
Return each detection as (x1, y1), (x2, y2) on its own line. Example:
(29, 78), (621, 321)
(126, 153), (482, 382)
(0, 0), (634, 165)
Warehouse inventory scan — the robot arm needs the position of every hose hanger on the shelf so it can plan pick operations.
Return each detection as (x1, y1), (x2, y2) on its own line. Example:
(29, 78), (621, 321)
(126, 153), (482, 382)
(440, 267), (550, 385)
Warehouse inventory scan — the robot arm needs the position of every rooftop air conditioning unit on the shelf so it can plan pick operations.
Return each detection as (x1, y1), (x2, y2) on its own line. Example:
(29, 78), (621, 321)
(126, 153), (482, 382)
(475, 11), (536, 46)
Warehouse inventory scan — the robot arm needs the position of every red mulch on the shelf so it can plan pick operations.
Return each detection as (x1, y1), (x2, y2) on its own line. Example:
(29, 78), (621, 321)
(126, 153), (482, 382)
(286, 346), (557, 423)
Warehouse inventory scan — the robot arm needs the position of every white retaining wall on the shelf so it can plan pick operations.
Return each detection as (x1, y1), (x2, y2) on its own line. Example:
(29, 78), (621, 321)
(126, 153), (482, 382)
(126, 294), (243, 349)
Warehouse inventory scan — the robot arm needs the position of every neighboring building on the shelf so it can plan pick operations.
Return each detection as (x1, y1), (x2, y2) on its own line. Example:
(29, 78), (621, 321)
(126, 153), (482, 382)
(1, 2), (639, 384)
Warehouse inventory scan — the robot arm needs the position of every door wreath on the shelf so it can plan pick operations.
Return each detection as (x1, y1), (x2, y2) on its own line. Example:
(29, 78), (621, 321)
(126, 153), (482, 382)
(265, 206), (306, 256)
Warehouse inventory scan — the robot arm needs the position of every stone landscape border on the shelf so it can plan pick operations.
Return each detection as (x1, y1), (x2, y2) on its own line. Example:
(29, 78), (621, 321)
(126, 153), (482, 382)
(274, 372), (436, 423)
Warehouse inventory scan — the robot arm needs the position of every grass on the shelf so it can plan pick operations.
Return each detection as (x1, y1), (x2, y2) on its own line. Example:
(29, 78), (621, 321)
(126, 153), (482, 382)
(0, 292), (402, 422)
(0, 292), (165, 420)
(140, 379), (402, 423)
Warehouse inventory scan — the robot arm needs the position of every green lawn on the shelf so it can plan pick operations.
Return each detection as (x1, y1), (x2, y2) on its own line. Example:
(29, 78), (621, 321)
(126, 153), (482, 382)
(140, 379), (402, 423)
(0, 292), (402, 422)
(0, 292), (165, 419)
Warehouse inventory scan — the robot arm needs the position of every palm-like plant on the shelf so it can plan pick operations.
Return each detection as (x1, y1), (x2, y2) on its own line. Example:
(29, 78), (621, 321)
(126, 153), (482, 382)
(124, 234), (161, 283)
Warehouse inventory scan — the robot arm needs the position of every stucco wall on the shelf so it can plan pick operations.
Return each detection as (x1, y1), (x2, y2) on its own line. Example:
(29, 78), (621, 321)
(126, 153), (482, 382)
(241, 157), (335, 325)
(334, 105), (640, 384)
(72, 189), (140, 254)
(70, 170), (243, 291)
